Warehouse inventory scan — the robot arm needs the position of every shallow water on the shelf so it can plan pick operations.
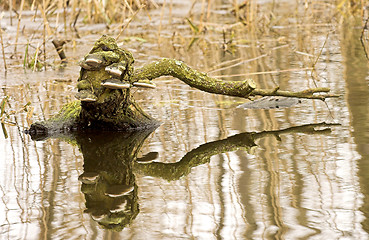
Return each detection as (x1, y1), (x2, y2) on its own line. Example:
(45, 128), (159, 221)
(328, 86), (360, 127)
(1, 1), (369, 239)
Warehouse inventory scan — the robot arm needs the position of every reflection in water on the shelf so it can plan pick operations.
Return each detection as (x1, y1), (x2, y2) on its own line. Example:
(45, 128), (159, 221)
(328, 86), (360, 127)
(135, 123), (337, 181)
(30, 123), (339, 233)
(69, 129), (156, 231)
(342, 18), (369, 233)
(1, 1), (369, 239)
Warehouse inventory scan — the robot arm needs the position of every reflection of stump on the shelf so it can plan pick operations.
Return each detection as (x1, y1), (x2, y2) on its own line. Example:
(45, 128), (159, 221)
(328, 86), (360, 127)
(75, 129), (155, 231)
(28, 122), (338, 231)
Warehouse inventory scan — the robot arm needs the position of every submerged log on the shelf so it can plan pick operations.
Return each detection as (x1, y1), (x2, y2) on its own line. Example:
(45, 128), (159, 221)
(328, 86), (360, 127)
(28, 35), (339, 137)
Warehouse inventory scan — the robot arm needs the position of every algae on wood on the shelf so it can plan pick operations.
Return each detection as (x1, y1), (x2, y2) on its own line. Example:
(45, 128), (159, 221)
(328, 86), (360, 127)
(28, 35), (339, 137)
(132, 58), (339, 100)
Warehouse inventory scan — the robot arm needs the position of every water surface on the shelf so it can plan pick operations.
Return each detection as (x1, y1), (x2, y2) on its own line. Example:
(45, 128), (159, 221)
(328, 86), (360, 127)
(1, 1), (369, 239)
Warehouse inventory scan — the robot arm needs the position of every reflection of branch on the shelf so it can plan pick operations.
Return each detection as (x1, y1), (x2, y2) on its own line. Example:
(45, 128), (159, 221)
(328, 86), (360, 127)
(252, 122), (339, 141)
(134, 122), (340, 181)
(361, 16), (369, 61)
(135, 131), (256, 181)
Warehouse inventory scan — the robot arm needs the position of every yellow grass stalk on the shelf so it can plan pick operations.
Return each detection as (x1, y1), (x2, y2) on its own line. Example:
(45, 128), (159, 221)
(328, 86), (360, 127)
(8, 0), (13, 25)
(158, 0), (166, 45)
(33, 43), (40, 72)
(0, 14), (7, 71)
(14, 0), (25, 54)
(116, 4), (145, 41)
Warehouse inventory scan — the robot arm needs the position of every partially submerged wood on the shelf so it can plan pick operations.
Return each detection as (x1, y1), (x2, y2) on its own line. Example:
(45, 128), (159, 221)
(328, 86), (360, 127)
(52, 39), (67, 64)
(132, 59), (339, 100)
(132, 58), (257, 98)
(29, 35), (158, 138)
(28, 35), (339, 137)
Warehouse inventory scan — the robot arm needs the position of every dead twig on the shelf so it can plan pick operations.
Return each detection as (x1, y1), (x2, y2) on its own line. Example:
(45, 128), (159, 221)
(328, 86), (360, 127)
(52, 39), (67, 63)
(251, 87), (340, 100)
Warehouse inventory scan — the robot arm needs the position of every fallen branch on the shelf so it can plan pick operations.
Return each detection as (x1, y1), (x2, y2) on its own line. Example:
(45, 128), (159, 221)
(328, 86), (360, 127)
(133, 58), (257, 98)
(133, 58), (339, 100)
(28, 35), (340, 137)
(251, 87), (339, 100)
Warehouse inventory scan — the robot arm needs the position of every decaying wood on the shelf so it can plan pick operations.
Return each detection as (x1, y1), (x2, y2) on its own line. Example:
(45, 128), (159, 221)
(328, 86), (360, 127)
(133, 58), (339, 100)
(28, 35), (340, 137)
(52, 39), (67, 63)
(133, 58), (257, 98)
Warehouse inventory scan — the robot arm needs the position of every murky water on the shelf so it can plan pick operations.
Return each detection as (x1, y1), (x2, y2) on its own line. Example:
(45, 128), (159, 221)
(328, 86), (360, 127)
(1, 1), (369, 239)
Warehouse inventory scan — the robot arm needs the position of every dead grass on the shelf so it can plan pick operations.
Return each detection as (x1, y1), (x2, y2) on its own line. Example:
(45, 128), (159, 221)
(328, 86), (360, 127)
(0, 0), (367, 72)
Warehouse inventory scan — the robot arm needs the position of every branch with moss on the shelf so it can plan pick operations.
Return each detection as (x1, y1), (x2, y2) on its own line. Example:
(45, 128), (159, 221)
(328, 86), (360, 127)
(132, 58), (339, 100)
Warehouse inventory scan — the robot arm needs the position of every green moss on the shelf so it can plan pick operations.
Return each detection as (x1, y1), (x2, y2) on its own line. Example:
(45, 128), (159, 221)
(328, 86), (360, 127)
(90, 35), (121, 53)
(30, 35), (256, 135)
(50, 100), (81, 122)
(132, 58), (256, 98)
(76, 80), (92, 90)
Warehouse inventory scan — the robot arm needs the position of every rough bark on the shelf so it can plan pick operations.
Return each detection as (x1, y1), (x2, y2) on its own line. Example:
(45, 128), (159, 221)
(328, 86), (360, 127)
(132, 58), (257, 98)
(133, 58), (339, 100)
(27, 35), (339, 137)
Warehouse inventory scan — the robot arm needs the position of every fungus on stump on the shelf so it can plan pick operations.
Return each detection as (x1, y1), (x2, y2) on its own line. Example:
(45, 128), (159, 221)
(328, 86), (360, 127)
(28, 35), (338, 138)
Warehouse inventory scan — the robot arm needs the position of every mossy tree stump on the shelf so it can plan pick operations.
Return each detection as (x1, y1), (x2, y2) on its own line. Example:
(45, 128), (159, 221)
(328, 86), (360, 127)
(28, 35), (338, 137)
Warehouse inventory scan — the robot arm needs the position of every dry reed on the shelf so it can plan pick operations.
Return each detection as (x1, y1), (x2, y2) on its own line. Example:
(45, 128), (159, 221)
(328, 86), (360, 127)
(0, 15), (7, 72)
(0, 0), (367, 72)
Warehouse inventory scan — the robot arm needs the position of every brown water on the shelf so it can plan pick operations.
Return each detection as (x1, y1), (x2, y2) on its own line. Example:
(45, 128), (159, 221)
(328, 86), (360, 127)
(1, 1), (369, 239)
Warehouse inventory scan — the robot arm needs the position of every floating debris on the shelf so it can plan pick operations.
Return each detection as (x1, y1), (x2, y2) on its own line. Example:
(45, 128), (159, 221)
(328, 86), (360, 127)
(53, 78), (72, 82)
(133, 80), (156, 89)
(237, 97), (302, 109)
(101, 79), (130, 89)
